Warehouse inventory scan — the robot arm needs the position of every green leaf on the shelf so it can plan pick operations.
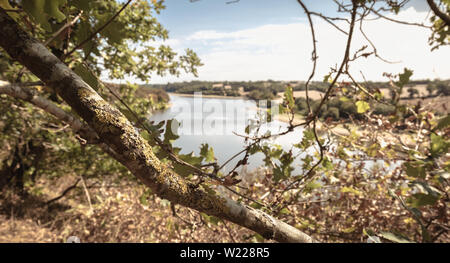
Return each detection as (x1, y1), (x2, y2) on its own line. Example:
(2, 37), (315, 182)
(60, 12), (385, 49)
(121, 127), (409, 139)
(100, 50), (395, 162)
(163, 119), (180, 144)
(404, 162), (426, 179)
(379, 232), (412, 243)
(179, 152), (203, 166)
(253, 233), (265, 243)
(22, 0), (51, 31)
(0, 0), (20, 19)
(395, 68), (413, 88)
(407, 182), (442, 208)
(44, 0), (67, 23)
(430, 133), (449, 157)
(322, 156), (334, 171)
(408, 193), (440, 208)
(435, 114), (450, 130)
(355, 101), (370, 114)
(173, 163), (196, 177)
(244, 125), (250, 134)
(173, 151), (204, 177)
(339, 96), (349, 102)
(342, 227), (356, 233)
(323, 73), (332, 83)
(70, 0), (91, 11)
(0, 0), (13, 9)
(273, 165), (284, 182)
(284, 85), (295, 109)
(304, 180), (322, 194)
(75, 21), (96, 57)
(97, 13), (126, 45)
(279, 208), (291, 215)
(296, 129), (315, 149)
(201, 213), (220, 226)
(73, 63), (99, 91)
(139, 189), (152, 206)
(200, 143), (215, 163)
(22, 0), (67, 31)
(250, 202), (262, 209)
(340, 186), (362, 196)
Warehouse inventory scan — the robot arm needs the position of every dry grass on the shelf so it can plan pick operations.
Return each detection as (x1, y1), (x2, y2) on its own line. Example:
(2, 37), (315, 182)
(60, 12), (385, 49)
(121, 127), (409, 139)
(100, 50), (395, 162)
(0, 175), (256, 243)
(379, 84), (429, 99)
(275, 90), (324, 102)
(399, 96), (449, 114)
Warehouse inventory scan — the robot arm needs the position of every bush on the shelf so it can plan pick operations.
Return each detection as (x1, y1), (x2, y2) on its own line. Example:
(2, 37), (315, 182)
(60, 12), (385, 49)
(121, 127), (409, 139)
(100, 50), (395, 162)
(323, 107), (340, 120)
(247, 89), (276, 101)
(340, 100), (358, 118)
(327, 98), (341, 109)
(373, 103), (396, 116)
(295, 97), (308, 113)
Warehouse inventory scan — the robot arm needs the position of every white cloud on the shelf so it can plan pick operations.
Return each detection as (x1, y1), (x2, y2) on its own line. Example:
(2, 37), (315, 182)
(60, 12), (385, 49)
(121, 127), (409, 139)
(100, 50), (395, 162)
(146, 7), (450, 84)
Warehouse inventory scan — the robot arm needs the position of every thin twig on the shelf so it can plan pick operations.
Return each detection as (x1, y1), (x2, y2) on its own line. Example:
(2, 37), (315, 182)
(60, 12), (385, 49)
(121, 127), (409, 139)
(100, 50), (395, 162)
(46, 178), (81, 205)
(44, 11), (83, 46)
(63, 0), (134, 59)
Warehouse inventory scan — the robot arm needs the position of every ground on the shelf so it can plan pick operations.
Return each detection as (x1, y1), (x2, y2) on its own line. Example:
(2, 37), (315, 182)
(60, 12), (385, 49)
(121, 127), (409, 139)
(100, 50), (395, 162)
(0, 175), (256, 243)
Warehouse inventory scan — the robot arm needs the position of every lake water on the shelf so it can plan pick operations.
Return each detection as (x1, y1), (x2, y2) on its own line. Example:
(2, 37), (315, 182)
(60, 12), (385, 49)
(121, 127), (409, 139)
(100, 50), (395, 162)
(149, 94), (306, 173)
(149, 94), (399, 177)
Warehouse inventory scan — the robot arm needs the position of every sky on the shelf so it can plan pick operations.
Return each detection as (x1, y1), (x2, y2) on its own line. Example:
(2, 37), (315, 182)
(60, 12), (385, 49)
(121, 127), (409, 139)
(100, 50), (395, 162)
(137, 0), (450, 84)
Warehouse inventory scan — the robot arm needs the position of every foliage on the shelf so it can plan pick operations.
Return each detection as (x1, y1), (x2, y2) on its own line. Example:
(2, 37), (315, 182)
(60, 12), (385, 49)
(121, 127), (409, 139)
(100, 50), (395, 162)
(427, 80), (450, 96)
(0, 1), (183, 199)
(0, 0), (201, 83)
(0, 0), (449, 243)
(428, 0), (450, 50)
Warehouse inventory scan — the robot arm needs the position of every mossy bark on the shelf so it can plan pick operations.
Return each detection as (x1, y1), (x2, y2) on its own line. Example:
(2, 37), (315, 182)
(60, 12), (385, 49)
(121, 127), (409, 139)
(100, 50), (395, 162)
(0, 9), (315, 243)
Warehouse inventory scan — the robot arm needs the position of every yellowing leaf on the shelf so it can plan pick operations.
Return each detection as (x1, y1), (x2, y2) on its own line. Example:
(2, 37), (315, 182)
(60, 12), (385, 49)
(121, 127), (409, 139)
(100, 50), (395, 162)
(436, 114), (450, 130)
(340, 186), (362, 196)
(0, 0), (20, 19)
(355, 101), (370, 114)
(379, 232), (412, 243)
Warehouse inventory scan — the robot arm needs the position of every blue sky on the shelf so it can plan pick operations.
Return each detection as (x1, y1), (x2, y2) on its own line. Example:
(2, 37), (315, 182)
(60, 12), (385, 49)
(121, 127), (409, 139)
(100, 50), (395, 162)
(136, 0), (449, 84)
(156, 0), (334, 38)
(157, 0), (430, 38)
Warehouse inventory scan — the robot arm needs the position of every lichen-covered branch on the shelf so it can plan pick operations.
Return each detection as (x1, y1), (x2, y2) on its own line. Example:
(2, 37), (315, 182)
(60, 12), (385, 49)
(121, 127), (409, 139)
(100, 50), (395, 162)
(0, 80), (98, 143)
(0, 8), (315, 243)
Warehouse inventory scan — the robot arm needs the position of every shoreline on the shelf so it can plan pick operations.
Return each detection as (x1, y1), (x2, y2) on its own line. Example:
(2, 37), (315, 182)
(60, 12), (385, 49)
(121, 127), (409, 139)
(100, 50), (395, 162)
(274, 113), (352, 136)
(168, 92), (245, 100)
(156, 97), (418, 149)
(274, 113), (305, 126)
(275, 113), (417, 148)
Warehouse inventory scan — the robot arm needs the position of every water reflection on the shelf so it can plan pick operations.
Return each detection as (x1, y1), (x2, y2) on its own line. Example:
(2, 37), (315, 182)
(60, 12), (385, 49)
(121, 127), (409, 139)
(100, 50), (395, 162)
(149, 94), (305, 172)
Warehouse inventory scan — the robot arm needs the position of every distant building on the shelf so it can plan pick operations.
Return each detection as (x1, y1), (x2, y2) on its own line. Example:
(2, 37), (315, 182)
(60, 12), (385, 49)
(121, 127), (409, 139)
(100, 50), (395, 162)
(212, 83), (224, 88)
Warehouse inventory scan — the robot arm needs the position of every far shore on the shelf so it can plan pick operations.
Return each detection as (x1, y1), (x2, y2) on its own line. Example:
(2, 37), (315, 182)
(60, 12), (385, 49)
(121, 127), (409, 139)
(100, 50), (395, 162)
(168, 92), (245, 99)
(165, 93), (352, 137)
(164, 92), (425, 149)
(274, 113), (353, 137)
(274, 113), (304, 125)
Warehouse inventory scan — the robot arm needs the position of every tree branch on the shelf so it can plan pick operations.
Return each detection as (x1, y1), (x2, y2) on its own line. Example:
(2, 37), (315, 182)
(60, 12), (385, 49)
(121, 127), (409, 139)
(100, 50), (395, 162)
(63, 0), (133, 59)
(427, 0), (450, 27)
(0, 80), (98, 143)
(0, 8), (315, 243)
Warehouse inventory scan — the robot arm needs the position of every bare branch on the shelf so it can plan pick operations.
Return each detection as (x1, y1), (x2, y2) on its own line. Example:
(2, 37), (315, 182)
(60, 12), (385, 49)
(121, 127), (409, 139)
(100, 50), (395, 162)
(427, 0), (450, 27)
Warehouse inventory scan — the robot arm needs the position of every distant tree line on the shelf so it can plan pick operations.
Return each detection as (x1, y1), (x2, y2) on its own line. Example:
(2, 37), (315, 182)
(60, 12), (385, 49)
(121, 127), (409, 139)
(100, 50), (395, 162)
(144, 79), (448, 100)
(294, 97), (397, 121)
